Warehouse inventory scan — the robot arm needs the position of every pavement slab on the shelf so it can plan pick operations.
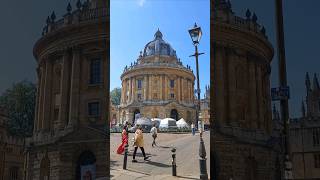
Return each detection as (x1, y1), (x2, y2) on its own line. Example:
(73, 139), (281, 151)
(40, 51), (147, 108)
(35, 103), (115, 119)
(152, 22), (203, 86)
(110, 131), (210, 179)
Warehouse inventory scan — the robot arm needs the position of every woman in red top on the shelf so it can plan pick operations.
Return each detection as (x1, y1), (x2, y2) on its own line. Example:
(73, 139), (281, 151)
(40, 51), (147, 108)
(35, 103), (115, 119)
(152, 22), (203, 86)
(116, 125), (128, 154)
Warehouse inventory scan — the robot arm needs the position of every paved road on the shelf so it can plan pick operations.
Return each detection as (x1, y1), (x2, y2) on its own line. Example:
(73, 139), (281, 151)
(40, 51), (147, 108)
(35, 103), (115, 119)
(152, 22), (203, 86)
(110, 131), (210, 179)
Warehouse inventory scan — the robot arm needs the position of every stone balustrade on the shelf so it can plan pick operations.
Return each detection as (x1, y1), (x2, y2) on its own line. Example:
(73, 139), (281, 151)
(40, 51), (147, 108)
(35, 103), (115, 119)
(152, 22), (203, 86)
(123, 62), (193, 73)
(42, 7), (107, 36)
(214, 9), (267, 39)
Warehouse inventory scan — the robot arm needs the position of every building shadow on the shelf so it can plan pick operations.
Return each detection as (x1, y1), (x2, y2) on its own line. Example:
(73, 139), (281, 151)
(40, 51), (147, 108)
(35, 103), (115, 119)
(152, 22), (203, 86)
(175, 175), (200, 180)
(127, 153), (157, 157)
(145, 160), (171, 168)
(110, 160), (120, 167)
(157, 145), (171, 149)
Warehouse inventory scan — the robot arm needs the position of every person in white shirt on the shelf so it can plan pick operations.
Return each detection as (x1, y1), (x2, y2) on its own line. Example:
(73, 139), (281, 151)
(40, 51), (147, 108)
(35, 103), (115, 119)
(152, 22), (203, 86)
(191, 123), (195, 136)
(150, 123), (158, 147)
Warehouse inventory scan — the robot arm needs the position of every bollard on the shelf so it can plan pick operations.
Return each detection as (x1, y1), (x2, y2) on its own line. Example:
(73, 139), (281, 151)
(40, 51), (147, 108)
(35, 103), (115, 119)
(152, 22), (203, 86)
(171, 148), (177, 176)
(123, 144), (128, 170)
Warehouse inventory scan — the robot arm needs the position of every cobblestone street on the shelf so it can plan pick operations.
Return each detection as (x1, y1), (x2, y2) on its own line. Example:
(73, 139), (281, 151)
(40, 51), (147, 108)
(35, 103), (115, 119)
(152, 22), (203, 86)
(110, 131), (210, 179)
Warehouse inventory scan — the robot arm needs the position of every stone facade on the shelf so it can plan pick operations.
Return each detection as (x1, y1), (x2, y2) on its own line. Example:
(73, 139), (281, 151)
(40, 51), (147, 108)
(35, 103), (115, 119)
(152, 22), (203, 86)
(110, 101), (119, 126)
(25, 0), (109, 179)
(200, 85), (210, 127)
(273, 72), (320, 179)
(212, 1), (278, 179)
(0, 107), (24, 180)
(119, 30), (196, 125)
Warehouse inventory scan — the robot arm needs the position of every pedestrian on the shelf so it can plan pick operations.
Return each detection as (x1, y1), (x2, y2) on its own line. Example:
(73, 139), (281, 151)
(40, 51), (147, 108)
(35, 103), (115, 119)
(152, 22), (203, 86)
(191, 123), (195, 136)
(150, 123), (158, 147)
(116, 125), (128, 154)
(132, 125), (149, 162)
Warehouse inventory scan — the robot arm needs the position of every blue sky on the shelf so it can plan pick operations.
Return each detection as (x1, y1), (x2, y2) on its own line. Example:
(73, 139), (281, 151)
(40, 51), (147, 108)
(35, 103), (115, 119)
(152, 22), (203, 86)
(110, 0), (210, 98)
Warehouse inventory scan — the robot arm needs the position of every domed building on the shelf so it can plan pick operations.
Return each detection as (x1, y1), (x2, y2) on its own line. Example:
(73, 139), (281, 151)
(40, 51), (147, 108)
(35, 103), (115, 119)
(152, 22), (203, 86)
(212, 0), (279, 179)
(25, 0), (108, 179)
(119, 30), (196, 125)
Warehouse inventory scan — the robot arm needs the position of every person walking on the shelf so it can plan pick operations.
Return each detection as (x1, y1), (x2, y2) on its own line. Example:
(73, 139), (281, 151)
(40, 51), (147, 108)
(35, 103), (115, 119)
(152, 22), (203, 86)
(191, 123), (195, 136)
(150, 123), (158, 147)
(132, 125), (149, 162)
(116, 125), (128, 154)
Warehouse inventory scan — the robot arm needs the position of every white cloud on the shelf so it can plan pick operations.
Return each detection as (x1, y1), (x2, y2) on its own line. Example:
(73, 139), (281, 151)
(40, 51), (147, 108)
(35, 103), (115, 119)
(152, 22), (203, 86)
(137, 0), (146, 7)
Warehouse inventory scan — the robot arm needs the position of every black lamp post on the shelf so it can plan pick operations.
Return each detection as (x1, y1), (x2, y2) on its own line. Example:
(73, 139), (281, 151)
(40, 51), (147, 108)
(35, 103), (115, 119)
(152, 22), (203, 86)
(189, 23), (208, 180)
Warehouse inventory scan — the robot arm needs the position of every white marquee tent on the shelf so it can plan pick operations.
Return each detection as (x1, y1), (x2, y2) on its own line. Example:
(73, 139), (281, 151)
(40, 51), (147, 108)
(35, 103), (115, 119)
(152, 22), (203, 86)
(159, 118), (177, 129)
(176, 118), (190, 128)
(151, 118), (162, 128)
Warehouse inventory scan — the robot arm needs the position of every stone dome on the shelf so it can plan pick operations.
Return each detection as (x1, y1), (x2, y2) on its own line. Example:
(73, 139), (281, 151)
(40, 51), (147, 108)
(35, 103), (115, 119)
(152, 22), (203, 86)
(143, 29), (177, 57)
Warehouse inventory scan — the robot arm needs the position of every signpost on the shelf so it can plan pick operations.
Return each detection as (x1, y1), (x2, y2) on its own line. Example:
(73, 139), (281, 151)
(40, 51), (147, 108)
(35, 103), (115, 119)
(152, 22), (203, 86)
(272, 86), (292, 179)
(271, 86), (290, 101)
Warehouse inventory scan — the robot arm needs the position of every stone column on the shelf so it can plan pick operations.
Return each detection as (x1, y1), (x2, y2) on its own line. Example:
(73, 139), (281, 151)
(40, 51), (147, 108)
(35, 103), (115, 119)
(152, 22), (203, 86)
(131, 77), (136, 103)
(257, 65), (263, 129)
(160, 75), (163, 100)
(42, 60), (53, 131)
(128, 78), (132, 103)
(248, 60), (257, 129)
(228, 51), (237, 124)
(68, 47), (81, 127)
(37, 65), (45, 131)
(181, 78), (184, 103)
(149, 75), (152, 100)
(187, 80), (190, 102)
(34, 67), (41, 132)
(58, 51), (70, 129)
(177, 76), (180, 103)
(164, 75), (168, 100)
(144, 76), (147, 101)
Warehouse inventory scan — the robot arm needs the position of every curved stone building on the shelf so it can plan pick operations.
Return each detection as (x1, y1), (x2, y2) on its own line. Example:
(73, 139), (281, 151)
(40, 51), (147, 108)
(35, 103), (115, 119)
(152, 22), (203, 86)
(119, 30), (196, 124)
(212, 1), (279, 179)
(26, 0), (108, 179)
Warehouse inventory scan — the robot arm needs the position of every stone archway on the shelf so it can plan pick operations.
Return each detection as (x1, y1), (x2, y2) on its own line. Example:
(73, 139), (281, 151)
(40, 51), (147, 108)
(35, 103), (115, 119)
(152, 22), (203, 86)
(76, 151), (96, 180)
(40, 153), (50, 180)
(170, 109), (178, 121)
(133, 109), (140, 124)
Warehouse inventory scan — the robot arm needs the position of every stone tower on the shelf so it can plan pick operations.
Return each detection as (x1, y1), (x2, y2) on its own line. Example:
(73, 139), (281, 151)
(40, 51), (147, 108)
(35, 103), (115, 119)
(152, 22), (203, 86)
(305, 72), (320, 117)
(212, 0), (278, 179)
(25, 0), (109, 179)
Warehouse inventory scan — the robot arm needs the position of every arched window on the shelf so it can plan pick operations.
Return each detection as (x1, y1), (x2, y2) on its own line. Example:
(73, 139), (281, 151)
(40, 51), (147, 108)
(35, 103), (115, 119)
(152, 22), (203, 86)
(170, 109), (179, 121)
(76, 151), (96, 180)
(133, 109), (140, 124)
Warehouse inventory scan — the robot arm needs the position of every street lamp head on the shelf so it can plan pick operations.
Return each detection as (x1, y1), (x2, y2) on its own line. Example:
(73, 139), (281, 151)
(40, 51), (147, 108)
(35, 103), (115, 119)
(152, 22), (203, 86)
(188, 23), (202, 46)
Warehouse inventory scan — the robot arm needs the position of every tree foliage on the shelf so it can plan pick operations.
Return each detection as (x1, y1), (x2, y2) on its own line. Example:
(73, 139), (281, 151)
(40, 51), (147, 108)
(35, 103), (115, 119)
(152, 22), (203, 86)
(0, 80), (36, 137)
(110, 87), (121, 105)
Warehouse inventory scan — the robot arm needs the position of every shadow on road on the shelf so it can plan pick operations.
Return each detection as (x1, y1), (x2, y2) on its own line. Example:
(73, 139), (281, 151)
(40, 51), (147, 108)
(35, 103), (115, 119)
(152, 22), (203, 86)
(176, 175), (199, 180)
(127, 153), (157, 157)
(157, 145), (172, 149)
(145, 160), (171, 168)
(110, 160), (120, 167)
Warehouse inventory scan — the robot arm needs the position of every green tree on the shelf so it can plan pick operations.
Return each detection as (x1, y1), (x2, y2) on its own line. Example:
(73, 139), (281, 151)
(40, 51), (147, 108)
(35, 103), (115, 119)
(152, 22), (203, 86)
(0, 80), (36, 137)
(110, 87), (121, 105)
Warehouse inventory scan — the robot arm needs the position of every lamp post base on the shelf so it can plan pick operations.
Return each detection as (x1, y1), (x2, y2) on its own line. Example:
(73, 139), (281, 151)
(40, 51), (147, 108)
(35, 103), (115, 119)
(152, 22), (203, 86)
(199, 158), (208, 180)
